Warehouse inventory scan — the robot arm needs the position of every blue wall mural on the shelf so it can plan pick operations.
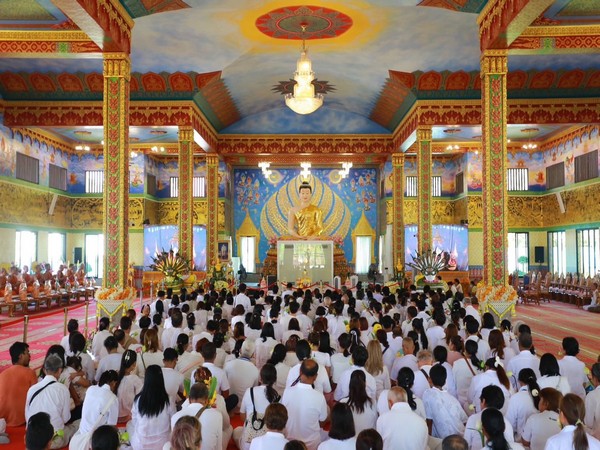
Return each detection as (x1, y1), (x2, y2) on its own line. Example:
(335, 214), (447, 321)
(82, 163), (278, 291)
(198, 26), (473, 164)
(233, 167), (379, 267)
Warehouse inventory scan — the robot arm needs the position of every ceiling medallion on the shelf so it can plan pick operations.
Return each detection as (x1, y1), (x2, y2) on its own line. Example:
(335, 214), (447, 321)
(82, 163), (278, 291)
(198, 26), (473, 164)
(256, 5), (353, 40)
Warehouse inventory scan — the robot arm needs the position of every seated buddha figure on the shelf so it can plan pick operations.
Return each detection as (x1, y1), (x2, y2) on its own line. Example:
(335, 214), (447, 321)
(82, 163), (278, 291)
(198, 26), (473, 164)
(287, 182), (324, 238)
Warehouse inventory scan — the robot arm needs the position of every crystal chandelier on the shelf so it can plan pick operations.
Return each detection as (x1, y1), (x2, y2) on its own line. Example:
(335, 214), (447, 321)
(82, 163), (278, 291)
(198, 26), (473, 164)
(285, 25), (323, 115)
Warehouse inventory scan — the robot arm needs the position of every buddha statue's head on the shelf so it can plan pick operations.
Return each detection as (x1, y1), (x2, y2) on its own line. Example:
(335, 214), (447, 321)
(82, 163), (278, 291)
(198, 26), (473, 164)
(298, 181), (313, 203)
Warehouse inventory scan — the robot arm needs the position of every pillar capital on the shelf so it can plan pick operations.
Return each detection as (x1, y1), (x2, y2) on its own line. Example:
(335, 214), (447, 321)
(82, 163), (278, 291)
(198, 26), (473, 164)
(392, 152), (405, 167)
(178, 126), (194, 143)
(416, 127), (432, 141)
(480, 50), (508, 74)
(103, 53), (131, 80)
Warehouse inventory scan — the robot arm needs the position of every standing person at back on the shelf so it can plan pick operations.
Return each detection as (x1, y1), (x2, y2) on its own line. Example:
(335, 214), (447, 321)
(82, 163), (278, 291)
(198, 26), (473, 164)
(0, 342), (38, 426)
(282, 359), (328, 450)
(234, 283), (252, 311)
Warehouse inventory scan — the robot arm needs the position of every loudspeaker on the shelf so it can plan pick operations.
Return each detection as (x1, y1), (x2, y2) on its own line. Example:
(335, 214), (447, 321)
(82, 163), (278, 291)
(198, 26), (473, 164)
(534, 246), (544, 264)
(73, 247), (83, 264)
(555, 192), (565, 214)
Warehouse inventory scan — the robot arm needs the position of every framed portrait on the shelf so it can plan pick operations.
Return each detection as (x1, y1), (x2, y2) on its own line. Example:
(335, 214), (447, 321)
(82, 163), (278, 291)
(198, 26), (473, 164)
(218, 240), (230, 261)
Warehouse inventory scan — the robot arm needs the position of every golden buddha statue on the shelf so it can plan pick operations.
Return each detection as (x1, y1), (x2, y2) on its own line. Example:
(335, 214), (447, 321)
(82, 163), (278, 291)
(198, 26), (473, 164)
(287, 182), (324, 238)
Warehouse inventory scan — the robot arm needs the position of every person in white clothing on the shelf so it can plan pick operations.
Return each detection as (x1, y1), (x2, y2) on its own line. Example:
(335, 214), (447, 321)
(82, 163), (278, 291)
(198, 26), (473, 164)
(506, 368), (540, 440)
(506, 332), (540, 391)
(464, 318), (490, 362)
(116, 350), (143, 422)
(234, 284), (252, 311)
(162, 348), (185, 409)
(281, 359), (328, 450)
(453, 339), (483, 412)
(91, 317), (112, 361)
(248, 403), (289, 450)
(537, 353), (571, 395)
(69, 370), (119, 450)
(26, 355), (78, 449)
(521, 387), (563, 450)
(423, 364), (468, 439)
(481, 408), (525, 450)
(426, 314), (447, 351)
(464, 385), (515, 450)
(224, 340), (259, 414)
(334, 346), (376, 401)
(376, 387), (429, 450)
(390, 337), (419, 381)
(161, 309), (184, 351)
(95, 336), (122, 383)
(286, 340), (332, 395)
(558, 337), (590, 399)
(170, 382), (223, 450)
(339, 370), (378, 434)
(545, 393), (600, 450)
(317, 403), (357, 450)
(464, 298), (481, 325)
(60, 319), (79, 356)
(585, 363), (600, 440)
(468, 357), (513, 414)
(412, 349), (434, 399)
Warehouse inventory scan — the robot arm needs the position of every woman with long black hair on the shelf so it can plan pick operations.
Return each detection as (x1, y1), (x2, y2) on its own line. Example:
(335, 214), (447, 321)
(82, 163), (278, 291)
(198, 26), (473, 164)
(481, 407), (525, 450)
(127, 364), (173, 449)
(340, 370), (377, 434)
(546, 393), (600, 450)
(116, 350), (143, 423)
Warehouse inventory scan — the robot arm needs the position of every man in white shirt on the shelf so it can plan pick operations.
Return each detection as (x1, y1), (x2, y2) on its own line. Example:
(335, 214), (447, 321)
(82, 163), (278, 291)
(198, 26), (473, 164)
(234, 283), (252, 311)
(280, 282), (294, 301)
(286, 340), (332, 394)
(506, 332), (540, 391)
(558, 337), (589, 398)
(161, 309), (184, 350)
(162, 348), (184, 409)
(25, 354), (78, 449)
(198, 341), (238, 413)
(95, 336), (121, 383)
(334, 346), (376, 401)
(390, 337), (419, 381)
(423, 364), (467, 439)
(585, 363), (600, 439)
(224, 340), (259, 413)
(249, 403), (289, 450)
(412, 349), (434, 399)
(281, 359), (328, 450)
(426, 313), (446, 351)
(376, 386), (428, 450)
(464, 297), (481, 325)
(402, 306), (418, 337)
(171, 382), (223, 450)
(465, 317), (491, 363)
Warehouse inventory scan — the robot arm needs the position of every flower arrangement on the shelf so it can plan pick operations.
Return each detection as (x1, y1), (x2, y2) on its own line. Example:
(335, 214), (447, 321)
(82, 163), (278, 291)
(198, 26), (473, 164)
(476, 283), (518, 303)
(332, 235), (344, 247)
(95, 286), (136, 301)
(150, 249), (190, 281)
(208, 259), (233, 291)
(406, 249), (448, 282)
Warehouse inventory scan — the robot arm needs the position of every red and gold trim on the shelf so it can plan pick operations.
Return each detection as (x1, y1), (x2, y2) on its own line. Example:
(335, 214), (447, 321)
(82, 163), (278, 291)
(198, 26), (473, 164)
(416, 127), (432, 253)
(392, 153), (405, 267)
(206, 154), (220, 267)
(178, 126), (194, 262)
(102, 52), (130, 288)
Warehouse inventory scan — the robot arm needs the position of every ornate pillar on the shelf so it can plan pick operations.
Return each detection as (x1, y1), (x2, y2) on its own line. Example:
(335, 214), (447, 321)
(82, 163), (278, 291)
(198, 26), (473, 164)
(206, 154), (219, 267)
(178, 126), (194, 262)
(391, 153), (405, 268)
(481, 49), (509, 286)
(416, 127), (432, 253)
(102, 53), (130, 288)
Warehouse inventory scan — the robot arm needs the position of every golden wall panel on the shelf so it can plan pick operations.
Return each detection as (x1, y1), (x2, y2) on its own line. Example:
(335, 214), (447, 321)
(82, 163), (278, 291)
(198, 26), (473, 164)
(432, 200), (455, 224)
(454, 197), (469, 223)
(144, 199), (159, 226)
(468, 196), (483, 228)
(71, 198), (103, 229)
(158, 201), (178, 224)
(507, 196), (544, 228)
(158, 199), (225, 230)
(0, 181), (70, 228)
(129, 199), (144, 229)
(542, 183), (600, 227)
(404, 199), (418, 224)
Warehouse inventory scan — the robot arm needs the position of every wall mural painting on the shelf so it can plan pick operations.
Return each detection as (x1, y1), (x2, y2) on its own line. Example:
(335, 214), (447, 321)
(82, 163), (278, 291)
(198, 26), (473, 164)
(143, 225), (207, 271)
(508, 150), (546, 191)
(233, 168), (378, 264)
(405, 224), (469, 271)
(467, 151), (482, 192)
(68, 152), (103, 194)
(129, 153), (145, 195)
(543, 126), (600, 187)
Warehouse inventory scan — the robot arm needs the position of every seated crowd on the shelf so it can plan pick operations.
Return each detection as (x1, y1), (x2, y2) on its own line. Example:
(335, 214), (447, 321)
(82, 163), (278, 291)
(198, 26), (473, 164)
(1, 280), (600, 450)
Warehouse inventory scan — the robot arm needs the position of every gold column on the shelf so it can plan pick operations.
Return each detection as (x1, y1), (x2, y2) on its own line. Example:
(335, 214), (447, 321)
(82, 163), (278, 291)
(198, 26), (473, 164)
(391, 153), (405, 268)
(206, 154), (219, 267)
(102, 53), (130, 288)
(481, 50), (509, 286)
(416, 127), (433, 253)
(178, 126), (194, 262)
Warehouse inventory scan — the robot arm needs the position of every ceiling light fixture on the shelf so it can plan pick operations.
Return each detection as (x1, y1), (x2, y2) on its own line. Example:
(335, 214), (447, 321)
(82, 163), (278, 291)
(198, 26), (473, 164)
(151, 146), (166, 153)
(522, 143), (537, 150)
(446, 145), (459, 151)
(75, 144), (90, 151)
(300, 162), (311, 181)
(285, 24), (323, 115)
(339, 162), (352, 178)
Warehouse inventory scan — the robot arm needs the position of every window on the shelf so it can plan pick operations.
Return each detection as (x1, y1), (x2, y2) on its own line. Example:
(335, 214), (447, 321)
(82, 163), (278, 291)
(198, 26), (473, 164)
(146, 174), (157, 196)
(48, 233), (66, 270)
(193, 176), (206, 198)
(49, 164), (67, 191)
(548, 231), (566, 275)
(546, 162), (565, 190)
(85, 170), (104, 194)
(406, 176), (417, 197)
(576, 228), (600, 278)
(85, 234), (104, 279)
(240, 236), (255, 272)
(507, 168), (528, 191)
(15, 230), (37, 269)
(507, 232), (529, 275)
(455, 172), (464, 195)
(170, 177), (179, 198)
(431, 176), (442, 197)
(575, 150), (598, 183)
(16, 152), (39, 184)
(355, 236), (372, 274)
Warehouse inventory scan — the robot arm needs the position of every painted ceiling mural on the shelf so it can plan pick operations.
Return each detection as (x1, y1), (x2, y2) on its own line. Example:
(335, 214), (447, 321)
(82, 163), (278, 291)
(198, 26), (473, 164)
(0, 0), (599, 135)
